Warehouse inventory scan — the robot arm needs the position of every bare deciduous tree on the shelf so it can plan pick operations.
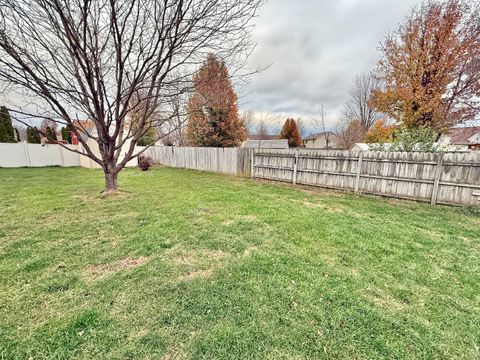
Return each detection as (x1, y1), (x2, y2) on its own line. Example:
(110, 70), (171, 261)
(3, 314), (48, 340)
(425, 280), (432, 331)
(241, 110), (256, 136)
(0, 0), (263, 193)
(311, 104), (332, 149)
(253, 108), (281, 138)
(343, 73), (381, 131)
(335, 118), (366, 150)
(295, 118), (307, 138)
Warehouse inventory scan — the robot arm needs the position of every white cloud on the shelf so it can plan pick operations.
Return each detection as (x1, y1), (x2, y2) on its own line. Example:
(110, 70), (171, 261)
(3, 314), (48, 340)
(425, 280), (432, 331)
(239, 0), (422, 132)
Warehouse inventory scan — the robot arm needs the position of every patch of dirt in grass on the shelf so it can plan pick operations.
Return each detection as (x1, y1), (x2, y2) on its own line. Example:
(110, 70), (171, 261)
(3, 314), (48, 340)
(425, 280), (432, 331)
(172, 254), (196, 266)
(121, 256), (149, 268)
(299, 187), (346, 198)
(197, 207), (218, 215)
(165, 247), (228, 282)
(255, 179), (347, 198)
(243, 245), (257, 257)
(85, 256), (149, 279)
(222, 215), (257, 226)
(111, 211), (139, 220)
(421, 228), (446, 240)
(303, 201), (343, 213)
(202, 249), (227, 259)
(73, 194), (102, 203)
(178, 268), (213, 281)
(161, 349), (188, 360)
(363, 286), (408, 312)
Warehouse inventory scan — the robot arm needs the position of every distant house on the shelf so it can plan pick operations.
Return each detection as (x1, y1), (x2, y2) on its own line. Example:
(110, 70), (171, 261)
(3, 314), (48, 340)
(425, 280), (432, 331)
(302, 132), (339, 149)
(242, 134), (288, 149)
(246, 134), (280, 141)
(71, 120), (96, 145)
(242, 139), (289, 149)
(438, 126), (480, 151)
(71, 119), (138, 168)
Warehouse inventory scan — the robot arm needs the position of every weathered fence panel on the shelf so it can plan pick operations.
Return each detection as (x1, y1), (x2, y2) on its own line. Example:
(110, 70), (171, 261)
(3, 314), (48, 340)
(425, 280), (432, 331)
(146, 146), (253, 177)
(144, 146), (480, 206)
(252, 149), (480, 206)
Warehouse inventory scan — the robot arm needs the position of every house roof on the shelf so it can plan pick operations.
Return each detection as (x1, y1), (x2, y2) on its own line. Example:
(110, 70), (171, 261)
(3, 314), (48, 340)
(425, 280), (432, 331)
(242, 139), (289, 149)
(73, 119), (95, 130)
(303, 132), (336, 141)
(247, 134), (280, 141)
(445, 126), (480, 145)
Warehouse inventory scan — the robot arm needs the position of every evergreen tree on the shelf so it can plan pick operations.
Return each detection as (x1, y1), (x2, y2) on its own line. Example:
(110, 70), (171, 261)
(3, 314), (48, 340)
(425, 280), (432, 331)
(0, 106), (17, 143)
(137, 127), (157, 146)
(27, 127), (41, 143)
(14, 127), (20, 142)
(46, 126), (56, 141)
(186, 54), (246, 147)
(61, 126), (73, 143)
(280, 118), (302, 147)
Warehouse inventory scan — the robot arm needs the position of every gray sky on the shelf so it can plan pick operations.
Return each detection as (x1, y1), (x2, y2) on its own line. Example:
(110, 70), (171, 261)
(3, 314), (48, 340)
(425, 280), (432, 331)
(240, 0), (421, 132)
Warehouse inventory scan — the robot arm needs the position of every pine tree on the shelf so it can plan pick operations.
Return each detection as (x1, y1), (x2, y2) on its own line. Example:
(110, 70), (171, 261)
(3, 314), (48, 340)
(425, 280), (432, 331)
(14, 127), (20, 142)
(27, 127), (41, 143)
(45, 126), (56, 141)
(60, 126), (73, 143)
(61, 127), (68, 143)
(186, 54), (246, 147)
(0, 106), (17, 143)
(280, 118), (302, 147)
(137, 127), (157, 146)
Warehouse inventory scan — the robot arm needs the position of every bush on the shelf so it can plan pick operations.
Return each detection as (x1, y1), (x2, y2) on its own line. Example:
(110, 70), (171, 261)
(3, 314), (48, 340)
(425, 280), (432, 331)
(138, 156), (153, 171)
(369, 126), (439, 152)
(27, 127), (41, 143)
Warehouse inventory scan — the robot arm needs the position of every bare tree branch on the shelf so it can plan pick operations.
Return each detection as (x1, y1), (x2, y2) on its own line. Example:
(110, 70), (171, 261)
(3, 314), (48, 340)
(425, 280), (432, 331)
(0, 0), (263, 192)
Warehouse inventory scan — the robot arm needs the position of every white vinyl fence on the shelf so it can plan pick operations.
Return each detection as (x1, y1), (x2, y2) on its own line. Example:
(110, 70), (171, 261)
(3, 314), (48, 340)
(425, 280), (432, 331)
(0, 142), (142, 169)
(0, 142), (80, 167)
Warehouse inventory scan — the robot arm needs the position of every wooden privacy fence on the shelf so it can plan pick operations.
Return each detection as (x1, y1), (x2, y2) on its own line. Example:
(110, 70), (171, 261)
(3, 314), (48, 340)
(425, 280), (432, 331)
(145, 146), (252, 177)
(252, 149), (480, 206)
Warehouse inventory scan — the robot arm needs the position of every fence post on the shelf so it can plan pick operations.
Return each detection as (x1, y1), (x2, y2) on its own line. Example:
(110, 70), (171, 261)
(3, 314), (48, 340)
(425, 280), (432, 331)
(431, 153), (444, 205)
(250, 150), (254, 179)
(292, 151), (299, 185)
(58, 145), (65, 167)
(354, 151), (364, 193)
(23, 141), (31, 167)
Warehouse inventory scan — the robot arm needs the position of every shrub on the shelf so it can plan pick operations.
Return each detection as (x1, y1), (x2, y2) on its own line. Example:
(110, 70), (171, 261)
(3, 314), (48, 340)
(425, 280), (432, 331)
(369, 126), (439, 152)
(27, 127), (41, 143)
(390, 126), (439, 152)
(138, 156), (153, 171)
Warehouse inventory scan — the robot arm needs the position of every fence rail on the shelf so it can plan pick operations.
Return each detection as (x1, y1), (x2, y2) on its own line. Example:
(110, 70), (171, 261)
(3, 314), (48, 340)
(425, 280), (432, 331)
(252, 149), (480, 206)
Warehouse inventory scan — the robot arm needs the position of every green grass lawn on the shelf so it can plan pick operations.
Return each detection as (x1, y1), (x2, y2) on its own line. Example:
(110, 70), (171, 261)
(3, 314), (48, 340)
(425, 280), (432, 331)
(0, 167), (479, 359)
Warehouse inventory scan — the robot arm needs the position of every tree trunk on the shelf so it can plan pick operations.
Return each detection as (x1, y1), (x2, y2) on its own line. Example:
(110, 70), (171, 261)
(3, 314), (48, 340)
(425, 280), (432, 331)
(104, 170), (119, 194)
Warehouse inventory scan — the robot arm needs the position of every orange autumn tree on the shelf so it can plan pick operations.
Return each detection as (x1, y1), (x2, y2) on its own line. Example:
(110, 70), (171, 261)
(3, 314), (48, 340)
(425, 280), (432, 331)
(280, 118), (302, 147)
(371, 0), (480, 132)
(186, 54), (246, 147)
(365, 120), (396, 144)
